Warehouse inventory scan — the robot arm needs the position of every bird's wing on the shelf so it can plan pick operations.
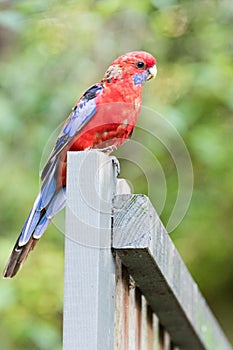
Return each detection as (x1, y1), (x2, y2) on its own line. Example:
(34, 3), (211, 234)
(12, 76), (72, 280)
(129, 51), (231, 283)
(41, 83), (103, 181)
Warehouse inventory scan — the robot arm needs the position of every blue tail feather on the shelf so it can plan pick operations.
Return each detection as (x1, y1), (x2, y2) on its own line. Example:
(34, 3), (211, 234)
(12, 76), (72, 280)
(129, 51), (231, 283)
(18, 194), (42, 246)
(18, 186), (66, 245)
(3, 154), (67, 278)
(3, 184), (66, 278)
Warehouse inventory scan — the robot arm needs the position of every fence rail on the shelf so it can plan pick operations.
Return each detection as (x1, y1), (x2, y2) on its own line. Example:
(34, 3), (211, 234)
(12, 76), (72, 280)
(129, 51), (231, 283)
(63, 151), (231, 350)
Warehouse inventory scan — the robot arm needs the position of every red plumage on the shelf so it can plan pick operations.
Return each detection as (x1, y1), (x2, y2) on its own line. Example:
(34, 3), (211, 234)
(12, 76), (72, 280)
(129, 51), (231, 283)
(57, 51), (157, 187)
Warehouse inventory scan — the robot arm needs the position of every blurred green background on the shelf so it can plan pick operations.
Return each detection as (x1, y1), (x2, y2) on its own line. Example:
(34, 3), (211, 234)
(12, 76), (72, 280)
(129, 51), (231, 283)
(0, 0), (232, 348)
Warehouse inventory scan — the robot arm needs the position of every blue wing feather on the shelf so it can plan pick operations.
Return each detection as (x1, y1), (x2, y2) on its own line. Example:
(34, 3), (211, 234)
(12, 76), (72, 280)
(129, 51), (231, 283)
(40, 174), (57, 209)
(63, 99), (96, 137)
(46, 187), (66, 219)
(41, 83), (103, 182)
(33, 215), (50, 239)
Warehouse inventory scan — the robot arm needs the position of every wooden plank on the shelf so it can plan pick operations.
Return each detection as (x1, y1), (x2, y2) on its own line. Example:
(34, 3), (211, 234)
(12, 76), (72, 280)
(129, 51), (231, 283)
(164, 331), (171, 350)
(63, 151), (118, 350)
(141, 295), (148, 350)
(128, 275), (137, 350)
(153, 313), (159, 350)
(113, 194), (232, 350)
(114, 254), (124, 350)
(147, 305), (153, 350)
(135, 287), (142, 350)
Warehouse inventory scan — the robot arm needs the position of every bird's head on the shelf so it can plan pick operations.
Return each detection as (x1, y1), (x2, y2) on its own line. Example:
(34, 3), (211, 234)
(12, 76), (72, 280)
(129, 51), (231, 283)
(103, 51), (157, 86)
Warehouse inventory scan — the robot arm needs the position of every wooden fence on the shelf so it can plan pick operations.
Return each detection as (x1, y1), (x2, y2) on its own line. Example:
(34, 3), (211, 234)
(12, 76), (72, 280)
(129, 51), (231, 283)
(62, 151), (231, 350)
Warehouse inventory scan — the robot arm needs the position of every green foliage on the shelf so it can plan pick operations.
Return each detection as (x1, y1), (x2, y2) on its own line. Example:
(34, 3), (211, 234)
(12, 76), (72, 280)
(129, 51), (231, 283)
(0, 0), (232, 347)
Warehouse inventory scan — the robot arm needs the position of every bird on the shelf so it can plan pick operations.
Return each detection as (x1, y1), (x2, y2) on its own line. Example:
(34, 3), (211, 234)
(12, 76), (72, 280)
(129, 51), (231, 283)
(3, 51), (157, 278)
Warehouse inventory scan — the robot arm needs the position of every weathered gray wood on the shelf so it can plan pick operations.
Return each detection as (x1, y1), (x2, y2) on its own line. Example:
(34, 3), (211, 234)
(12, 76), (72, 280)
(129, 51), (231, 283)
(141, 295), (148, 349)
(153, 313), (159, 350)
(114, 254), (125, 350)
(164, 331), (171, 350)
(63, 151), (118, 350)
(128, 276), (136, 350)
(113, 194), (232, 350)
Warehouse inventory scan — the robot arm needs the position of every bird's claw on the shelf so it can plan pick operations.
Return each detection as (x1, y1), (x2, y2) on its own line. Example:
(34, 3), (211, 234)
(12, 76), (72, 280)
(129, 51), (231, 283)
(97, 145), (117, 154)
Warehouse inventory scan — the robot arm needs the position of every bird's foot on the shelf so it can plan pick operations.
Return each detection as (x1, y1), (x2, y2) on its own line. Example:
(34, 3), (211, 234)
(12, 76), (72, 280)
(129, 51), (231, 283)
(97, 145), (117, 154)
(84, 145), (117, 155)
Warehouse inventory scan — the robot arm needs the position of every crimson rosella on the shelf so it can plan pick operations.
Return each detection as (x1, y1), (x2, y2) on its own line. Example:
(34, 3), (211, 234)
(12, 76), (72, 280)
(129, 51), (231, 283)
(3, 51), (157, 278)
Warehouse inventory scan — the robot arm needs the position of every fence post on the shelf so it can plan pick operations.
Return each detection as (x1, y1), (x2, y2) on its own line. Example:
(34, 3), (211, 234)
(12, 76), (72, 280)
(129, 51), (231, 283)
(63, 151), (118, 350)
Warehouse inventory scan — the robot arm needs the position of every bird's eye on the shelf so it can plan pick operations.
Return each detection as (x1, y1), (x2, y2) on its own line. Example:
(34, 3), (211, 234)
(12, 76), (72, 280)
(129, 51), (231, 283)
(136, 61), (145, 69)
